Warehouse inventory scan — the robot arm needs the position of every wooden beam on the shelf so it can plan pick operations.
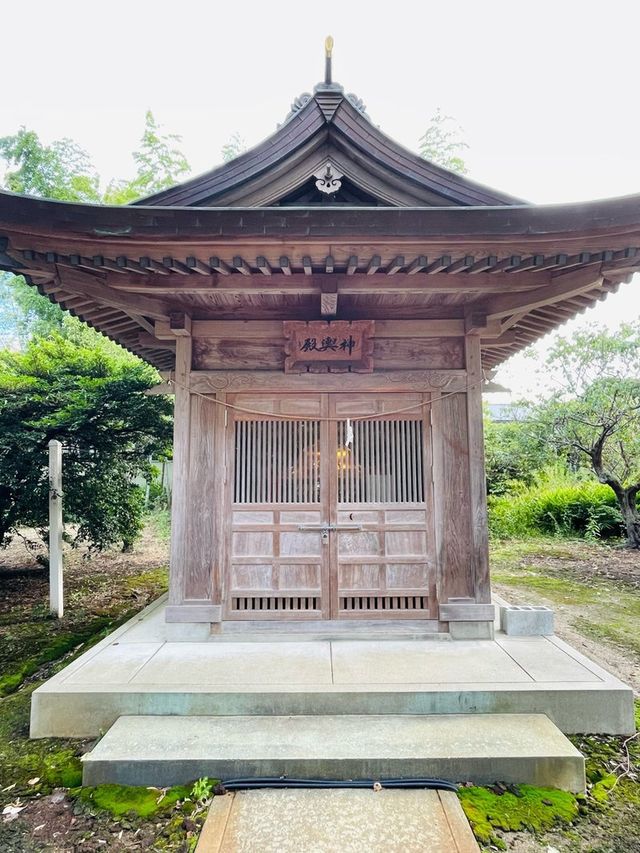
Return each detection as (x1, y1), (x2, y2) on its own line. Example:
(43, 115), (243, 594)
(279, 256), (292, 275)
(464, 308), (501, 336)
(508, 254), (545, 273)
(386, 255), (405, 275)
(190, 369), (469, 395)
(480, 332), (519, 347)
(57, 267), (169, 320)
(485, 267), (604, 320)
(366, 255), (381, 275)
(406, 255), (428, 275)
(116, 256), (147, 275)
(346, 255), (359, 275)
(444, 255), (474, 274)
(169, 312), (192, 337)
(256, 256), (272, 275)
(489, 255), (521, 274)
(138, 332), (176, 350)
(92, 256), (127, 274)
(302, 256), (313, 276)
(320, 279), (338, 318)
(154, 318), (467, 339)
(163, 257), (191, 275)
(108, 270), (552, 297)
(140, 257), (170, 275)
(467, 256), (497, 275)
(129, 313), (155, 335)
(186, 257), (213, 275)
(209, 257), (232, 276)
(424, 255), (451, 274)
(233, 256), (252, 276)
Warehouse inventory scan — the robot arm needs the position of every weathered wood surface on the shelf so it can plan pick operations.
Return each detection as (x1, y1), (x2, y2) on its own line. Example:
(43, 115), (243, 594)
(189, 320), (465, 372)
(224, 392), (437, 620)
(157, 319), (469, 340)
(167, 335), (192, 609)
(189, 370), (469, 395)
(431, 392), (475, 602)
(5, 235), (624, 371)
(465, 336), (491, 603)
(185, 393), (216, 600)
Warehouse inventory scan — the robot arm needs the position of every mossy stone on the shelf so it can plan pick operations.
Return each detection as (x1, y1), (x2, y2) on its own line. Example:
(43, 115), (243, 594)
(458, 785), (578, 846)
(79, 784), (191, 819)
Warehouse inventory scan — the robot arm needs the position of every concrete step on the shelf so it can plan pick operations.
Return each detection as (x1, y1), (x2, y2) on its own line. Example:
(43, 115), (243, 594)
(82, 713), (585, 791)
(196, 789), (480, 853)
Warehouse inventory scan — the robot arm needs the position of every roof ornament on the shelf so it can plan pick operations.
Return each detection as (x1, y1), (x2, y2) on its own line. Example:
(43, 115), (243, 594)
(314, 161), (343, 195)
(325, 35), (334, 85)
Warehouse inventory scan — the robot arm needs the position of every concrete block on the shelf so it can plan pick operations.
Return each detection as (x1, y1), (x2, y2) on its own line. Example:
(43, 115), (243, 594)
(164, 622), (213, 642)
(82, 713), (586, 792)
(501, 605), (554, 636)
(449, 620), (494, 640)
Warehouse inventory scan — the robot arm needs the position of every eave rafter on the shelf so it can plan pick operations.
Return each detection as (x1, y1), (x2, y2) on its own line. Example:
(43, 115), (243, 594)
(1, 190), (639, 371)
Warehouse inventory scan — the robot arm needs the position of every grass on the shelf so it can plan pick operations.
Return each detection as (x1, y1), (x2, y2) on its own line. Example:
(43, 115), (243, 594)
(1, 530), (638, 851)
(0, 542), (206, 850)
(490, 537), (640, 644)
(484, 537), (640, 850)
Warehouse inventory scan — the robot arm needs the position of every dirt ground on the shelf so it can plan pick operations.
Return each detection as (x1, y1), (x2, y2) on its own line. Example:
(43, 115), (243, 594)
(492, 540), (640, 693)
(1, 529), (638, 852)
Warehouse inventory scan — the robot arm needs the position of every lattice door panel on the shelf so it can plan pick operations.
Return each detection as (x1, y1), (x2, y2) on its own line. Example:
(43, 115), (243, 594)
(227, 403), (329, 620)
(332, 407), (433, 619)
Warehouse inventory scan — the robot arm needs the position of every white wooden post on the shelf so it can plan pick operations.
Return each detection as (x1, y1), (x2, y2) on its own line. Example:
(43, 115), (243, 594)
(48, 439), (64, 617)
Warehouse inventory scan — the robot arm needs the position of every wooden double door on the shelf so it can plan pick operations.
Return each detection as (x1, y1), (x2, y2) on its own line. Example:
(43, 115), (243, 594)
(224, 393), (435, 620)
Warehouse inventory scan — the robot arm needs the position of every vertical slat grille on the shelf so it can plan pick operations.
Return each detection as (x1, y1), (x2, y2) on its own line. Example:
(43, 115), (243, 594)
(339, 595), (429, 612)
(234, 419), (320, 503)
(337, 419), (424, 503)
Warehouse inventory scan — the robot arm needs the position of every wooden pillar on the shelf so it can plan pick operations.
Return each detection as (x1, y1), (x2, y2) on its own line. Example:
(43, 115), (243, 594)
(433, 335), (493, 632)
(465, 334), (491, 603)
(166, 331), (222, 626)
(168, 334), (192, 607)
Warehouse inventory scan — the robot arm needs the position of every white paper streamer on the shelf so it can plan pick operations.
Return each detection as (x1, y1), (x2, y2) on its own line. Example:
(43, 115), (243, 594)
(345, 418), (354, 448)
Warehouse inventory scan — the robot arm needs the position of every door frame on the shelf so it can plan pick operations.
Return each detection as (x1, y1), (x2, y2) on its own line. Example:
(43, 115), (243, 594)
(222, 391), (436, 621)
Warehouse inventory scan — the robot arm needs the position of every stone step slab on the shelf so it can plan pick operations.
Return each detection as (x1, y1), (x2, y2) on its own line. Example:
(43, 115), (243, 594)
(195, 789), (480, 853)
(82, 713), (585, 791)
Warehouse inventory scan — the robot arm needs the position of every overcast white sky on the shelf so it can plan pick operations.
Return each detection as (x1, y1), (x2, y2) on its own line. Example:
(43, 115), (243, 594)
(2, 0), (639, 396)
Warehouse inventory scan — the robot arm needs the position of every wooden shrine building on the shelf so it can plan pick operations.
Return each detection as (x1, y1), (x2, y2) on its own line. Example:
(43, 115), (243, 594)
(1, 52), (639, 639)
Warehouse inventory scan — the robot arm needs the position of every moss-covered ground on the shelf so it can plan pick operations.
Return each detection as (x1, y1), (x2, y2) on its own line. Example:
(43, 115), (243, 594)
(1, 530), (638, 850)
(0, 521), (213, 851)
(475, 538), (640, 852)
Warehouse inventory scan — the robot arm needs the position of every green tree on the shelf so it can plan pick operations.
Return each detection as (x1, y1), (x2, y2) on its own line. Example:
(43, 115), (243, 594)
(0, 128), (100, 201)
(483, 411), (554, 495)
(221, 131), (247, 163)
(1, 111), (191, 340)
(536, 324), (640, 548)
(419, 108), (469, 174)
(104, 111), (190, 203)
(0, 334), (173, 551)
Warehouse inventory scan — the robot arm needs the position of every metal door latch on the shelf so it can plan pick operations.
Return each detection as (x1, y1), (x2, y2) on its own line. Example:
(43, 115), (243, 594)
(298, 522), (364, 544)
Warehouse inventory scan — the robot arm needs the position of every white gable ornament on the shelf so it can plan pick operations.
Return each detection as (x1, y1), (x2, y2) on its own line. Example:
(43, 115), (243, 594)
(314, 162), (343, 195)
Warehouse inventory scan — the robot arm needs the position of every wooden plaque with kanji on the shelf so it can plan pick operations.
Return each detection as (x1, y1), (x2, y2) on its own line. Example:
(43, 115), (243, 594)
(283, 320), (375, 373)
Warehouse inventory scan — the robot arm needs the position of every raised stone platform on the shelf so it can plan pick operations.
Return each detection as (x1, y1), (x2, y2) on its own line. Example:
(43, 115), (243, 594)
(30, 596), (635, 738)
(82, 713), (585, 791)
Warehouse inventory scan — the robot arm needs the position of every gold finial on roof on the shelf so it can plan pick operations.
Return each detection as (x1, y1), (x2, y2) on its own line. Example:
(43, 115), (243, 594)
(325, 35), (334, 58)
(324, 35), (334, 84)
